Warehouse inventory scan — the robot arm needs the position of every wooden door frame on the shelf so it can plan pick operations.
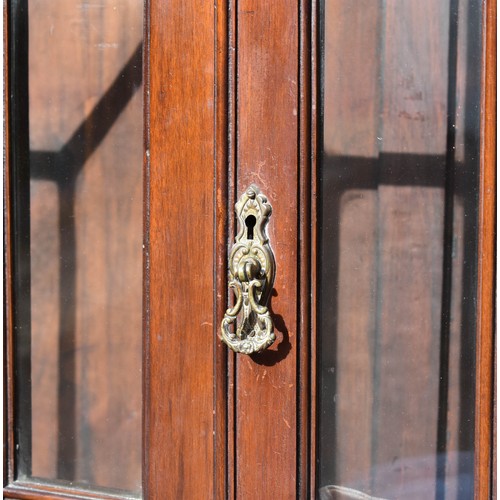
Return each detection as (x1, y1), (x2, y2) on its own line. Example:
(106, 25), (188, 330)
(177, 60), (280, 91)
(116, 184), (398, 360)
(474, 0), (496, 497)
(144, 0), (317, 496)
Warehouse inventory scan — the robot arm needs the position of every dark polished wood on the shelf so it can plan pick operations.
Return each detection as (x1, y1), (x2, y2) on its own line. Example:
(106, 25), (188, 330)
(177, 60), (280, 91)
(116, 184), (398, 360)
(145, 0), (216, 497)
(226, 2), (238, 498)
(215, 0), (230, 498)
(474, 0), (496, 498)
(234, 0), (300, 497)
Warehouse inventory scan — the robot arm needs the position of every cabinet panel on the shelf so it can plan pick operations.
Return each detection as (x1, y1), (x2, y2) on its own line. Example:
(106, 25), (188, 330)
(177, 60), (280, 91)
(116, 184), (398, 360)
(234, 0), (300, 496)
(146, 0), (216, 497)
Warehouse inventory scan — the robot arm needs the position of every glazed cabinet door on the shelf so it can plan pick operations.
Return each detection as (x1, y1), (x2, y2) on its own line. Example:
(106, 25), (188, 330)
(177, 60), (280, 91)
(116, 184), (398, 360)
(5, 0), (495, 499)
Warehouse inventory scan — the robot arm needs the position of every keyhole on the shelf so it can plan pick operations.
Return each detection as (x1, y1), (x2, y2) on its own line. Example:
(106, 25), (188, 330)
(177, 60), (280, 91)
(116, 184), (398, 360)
(245, 215), (256, 240)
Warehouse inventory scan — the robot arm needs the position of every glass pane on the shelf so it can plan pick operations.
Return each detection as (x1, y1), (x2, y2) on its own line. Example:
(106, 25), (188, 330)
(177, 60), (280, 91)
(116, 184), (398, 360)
(318, 1), (482, 499)
(12, 0), (143, 494)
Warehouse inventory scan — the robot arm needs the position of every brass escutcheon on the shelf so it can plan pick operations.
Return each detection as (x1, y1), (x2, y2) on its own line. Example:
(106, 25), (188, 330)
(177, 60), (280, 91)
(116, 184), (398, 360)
(220, 185), (276, 354)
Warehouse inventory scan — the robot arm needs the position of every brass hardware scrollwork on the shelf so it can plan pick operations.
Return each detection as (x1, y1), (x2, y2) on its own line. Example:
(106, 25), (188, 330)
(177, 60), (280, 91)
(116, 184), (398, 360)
(221, 185), (276, 354)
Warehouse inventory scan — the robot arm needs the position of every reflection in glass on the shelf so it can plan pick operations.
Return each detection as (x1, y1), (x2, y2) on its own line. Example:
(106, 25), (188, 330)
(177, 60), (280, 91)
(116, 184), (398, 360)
(318, 1), (482, 498)
(13, 0), (143, 494)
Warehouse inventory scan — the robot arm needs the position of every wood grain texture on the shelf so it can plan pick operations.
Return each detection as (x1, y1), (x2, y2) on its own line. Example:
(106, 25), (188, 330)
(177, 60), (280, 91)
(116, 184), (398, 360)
(146, 0), (216, 497)
(235, 0), (299, 497)
(5, 1), (494, 498)
(215, 0), (230, 497)
(226, 1), (238, 498)
(474, 0), (496, 498)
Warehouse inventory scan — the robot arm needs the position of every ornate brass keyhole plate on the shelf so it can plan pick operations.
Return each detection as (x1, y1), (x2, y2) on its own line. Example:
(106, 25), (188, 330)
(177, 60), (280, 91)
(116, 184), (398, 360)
(220, 185), (276, 354)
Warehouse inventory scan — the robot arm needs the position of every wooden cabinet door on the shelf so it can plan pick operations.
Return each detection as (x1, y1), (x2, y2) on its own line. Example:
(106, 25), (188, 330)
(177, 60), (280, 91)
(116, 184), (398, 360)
(146, 0), (495, 498)
(146, 0), (311, 497)
(5, 0), (494, 498)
